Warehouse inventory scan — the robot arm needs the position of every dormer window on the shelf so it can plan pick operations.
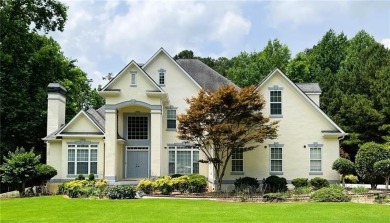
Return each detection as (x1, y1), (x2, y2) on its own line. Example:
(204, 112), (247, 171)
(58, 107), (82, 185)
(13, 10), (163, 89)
(158, 68), (166, 86)
(130, 71), (137, 86)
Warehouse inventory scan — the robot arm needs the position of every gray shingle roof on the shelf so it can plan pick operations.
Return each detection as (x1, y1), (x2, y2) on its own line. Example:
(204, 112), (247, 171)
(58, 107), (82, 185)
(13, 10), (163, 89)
(85, 108), (105, 132)
(96, 106), (105, 117)
(176, 59), (237, 92)
(43, 108), (105, 140)
(296, 83), (322, 93)
(42, 125), (65, 140)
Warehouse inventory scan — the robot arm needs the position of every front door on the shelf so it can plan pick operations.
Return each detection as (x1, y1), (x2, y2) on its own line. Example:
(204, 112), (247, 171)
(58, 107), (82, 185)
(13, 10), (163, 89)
(124, 114), (150, 178)
(126, 148), (149, 178)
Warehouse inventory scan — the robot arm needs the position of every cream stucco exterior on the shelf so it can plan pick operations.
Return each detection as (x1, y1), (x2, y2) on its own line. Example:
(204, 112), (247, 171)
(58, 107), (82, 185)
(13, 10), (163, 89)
(45, 49), (346, 191)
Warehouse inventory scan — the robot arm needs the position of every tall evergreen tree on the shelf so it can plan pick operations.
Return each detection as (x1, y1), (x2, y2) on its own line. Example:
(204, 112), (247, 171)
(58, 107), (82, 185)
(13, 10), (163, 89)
(0, 0), (104, 160)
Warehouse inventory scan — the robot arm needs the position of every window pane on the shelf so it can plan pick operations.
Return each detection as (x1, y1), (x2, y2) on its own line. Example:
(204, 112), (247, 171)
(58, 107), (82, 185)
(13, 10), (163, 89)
(167, 120), (176, 129)
(167, 110), (176, 119)
(232, 160), (243, 172)
(159, 72), (165, 85)
(169, 146), (199, 174)
(68, 162), (75, 174)
(128, 116), (148, 139)
(77, 150), (88, 161)
(177, 151), (191, 174)
(90, 149), (97, 162)
(68, 149), (75, 161)
(90, 162), (97, 174)
(77, 162), (88, 174)
(271, 148), (282, 172)
(271, 160), (282, 172)
(131, 73), (136, 85)
(193, 163), (199, 173)
(232, 149), (243, 159)
(270, 103), (282, 115)
(169, 163), (175, 175)
(270, 91), (281, 102)
(310, 148), (321, 159)
(169, 151), (175, 162)
(193, 151), (199, 162)
(310, 160), (321, 171)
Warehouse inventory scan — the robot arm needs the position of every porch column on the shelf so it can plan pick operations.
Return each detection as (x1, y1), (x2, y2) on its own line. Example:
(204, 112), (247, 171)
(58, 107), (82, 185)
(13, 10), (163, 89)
(150, 109), (162, 177)
(105, 109), (117, 182)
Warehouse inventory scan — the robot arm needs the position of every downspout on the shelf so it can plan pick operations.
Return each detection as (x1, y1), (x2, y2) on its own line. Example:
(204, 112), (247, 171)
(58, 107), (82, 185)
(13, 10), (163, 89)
(102, 137), (105, 179)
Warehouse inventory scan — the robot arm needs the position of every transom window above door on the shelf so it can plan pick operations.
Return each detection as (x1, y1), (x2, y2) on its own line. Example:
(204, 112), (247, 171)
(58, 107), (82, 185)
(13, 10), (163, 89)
(127, 116), (148, 140)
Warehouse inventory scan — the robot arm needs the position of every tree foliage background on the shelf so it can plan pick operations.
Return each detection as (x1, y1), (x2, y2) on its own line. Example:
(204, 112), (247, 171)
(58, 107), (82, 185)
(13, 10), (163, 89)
(0, 0), (104, 163)
(175, 29), (390, 161)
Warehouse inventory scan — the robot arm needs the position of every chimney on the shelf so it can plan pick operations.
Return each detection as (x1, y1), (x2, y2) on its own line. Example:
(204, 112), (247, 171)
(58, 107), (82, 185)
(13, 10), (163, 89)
(47, 83), (67, 135)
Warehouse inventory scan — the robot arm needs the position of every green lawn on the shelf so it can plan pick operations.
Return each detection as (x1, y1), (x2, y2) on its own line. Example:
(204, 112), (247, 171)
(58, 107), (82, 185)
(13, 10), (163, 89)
(1, 196), (388, 222)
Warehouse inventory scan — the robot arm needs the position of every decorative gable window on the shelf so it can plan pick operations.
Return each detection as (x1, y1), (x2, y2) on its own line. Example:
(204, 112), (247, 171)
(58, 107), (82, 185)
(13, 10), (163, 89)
(309, 142), (323, 174)
(130, 71), (137, 86)
(168, 145), (199, 175)
(269, 142), (284, 175)
(268, 85), (283, 117)
(67, 143), (98, 176)
(167, 107), (177, 130)
(231, 148), (243, 173)
(158, 68), (166, 86)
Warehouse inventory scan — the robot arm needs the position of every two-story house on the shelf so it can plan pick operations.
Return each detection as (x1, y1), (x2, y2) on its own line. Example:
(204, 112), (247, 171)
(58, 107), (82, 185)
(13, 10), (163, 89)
(44, 48), (346, 191)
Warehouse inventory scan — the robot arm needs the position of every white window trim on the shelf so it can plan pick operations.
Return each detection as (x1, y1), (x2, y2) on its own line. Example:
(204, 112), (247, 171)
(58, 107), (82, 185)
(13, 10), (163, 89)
(269, 142), (284, 175)
(231, 148), (244, 175)
(268, 85), (283, 118)
(130, 71), (137, 86)
(166, 108), (177, 131)
(67, 144), (98, 177)
(168, 145), (199, 175)
(309, 146), (323, 175)
(158, 68), (166, 86)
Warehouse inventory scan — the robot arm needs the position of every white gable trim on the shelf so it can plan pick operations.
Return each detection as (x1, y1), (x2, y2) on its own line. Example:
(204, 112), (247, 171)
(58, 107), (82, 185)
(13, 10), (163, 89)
(142, 48), (202, 90)
(101, 60), (164, 92)
(57, 110), (104, 136)
(257, 68), (346, 135)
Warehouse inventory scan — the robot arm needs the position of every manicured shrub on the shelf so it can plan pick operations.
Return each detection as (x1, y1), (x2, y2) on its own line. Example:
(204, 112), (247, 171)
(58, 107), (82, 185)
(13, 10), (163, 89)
(136, 178), (155, 194)
(234, 177), (259, 193)
(27, 164), (57, 194)
(310, 186), (351, 202)
(310, 177), (329, 190)
(355, 142), (390, 188)
(88, 173), (95, 181)
(76, 174), (85, 180)
(291, 178), (308, 188)
(332, 158), (355, 186)
(263, 193), (286, 202)
(344, 174), (359, 183)
(171, 175), (189, 193)
(155, 176), (174, 195)
(0, 148), (41, 196)
(58, 179), (108, 198)
(263, 176), (287, 193)
(105, 185), (136, 199)
(374, 159), (390, 191)
(187, 174), (207, 193)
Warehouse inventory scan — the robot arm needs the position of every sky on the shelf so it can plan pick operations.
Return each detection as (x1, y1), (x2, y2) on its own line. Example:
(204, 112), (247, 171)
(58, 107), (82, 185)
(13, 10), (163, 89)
(50, 0), (390, 88)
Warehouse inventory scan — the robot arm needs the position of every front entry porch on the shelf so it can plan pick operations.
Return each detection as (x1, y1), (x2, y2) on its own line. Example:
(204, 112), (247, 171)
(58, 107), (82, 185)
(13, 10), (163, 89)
(104, 100), (163, 183)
